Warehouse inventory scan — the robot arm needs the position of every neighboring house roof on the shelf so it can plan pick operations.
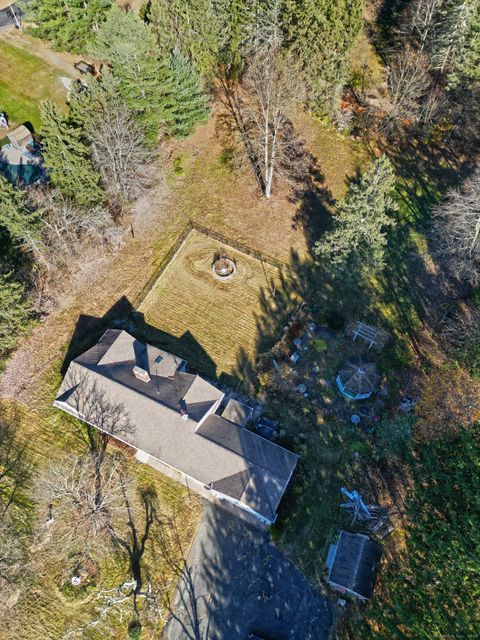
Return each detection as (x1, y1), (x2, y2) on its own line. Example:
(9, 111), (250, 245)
(327, 531), (382, 600)
(7, 125), (33, 149)
(54, 329), (298, 522)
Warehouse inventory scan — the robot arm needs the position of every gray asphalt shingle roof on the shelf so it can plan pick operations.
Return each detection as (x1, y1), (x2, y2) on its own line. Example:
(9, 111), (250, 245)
(54, 330), (298, 522)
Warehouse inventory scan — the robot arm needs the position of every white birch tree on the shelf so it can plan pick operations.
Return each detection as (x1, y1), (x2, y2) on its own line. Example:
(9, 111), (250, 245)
(433, 168), (480, 286)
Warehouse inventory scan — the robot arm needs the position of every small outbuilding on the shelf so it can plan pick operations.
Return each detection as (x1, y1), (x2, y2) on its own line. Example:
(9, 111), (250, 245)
(7, 124), (34, 151)
(325, 531), (382, 600)
(336, 357), (380, 400)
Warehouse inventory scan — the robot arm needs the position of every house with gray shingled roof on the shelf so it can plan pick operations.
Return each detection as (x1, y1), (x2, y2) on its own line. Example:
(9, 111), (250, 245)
(54, 329), (298, 524)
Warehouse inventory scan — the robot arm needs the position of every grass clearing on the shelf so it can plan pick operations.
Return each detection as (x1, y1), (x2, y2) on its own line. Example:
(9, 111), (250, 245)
(139, 228), (298, 382)
(168, 114), (369, 262)
(0, 40), (67, 129)
(293, 111), (370, 200)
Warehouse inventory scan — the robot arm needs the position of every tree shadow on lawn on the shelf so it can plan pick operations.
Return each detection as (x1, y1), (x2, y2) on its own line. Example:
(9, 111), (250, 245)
(375, 130), (478, 342)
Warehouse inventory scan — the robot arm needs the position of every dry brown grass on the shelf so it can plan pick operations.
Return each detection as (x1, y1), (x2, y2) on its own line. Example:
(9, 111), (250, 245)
(0, 108), (369, 638)
(0, 399), (201, 640)
(139, 229), (297, 380)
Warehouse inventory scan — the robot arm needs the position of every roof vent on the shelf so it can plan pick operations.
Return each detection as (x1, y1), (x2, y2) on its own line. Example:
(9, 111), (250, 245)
(133, 366), (151, 382)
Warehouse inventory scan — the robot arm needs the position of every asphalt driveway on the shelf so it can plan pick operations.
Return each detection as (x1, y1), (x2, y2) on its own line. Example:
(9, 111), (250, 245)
(164, 501), (333, 640)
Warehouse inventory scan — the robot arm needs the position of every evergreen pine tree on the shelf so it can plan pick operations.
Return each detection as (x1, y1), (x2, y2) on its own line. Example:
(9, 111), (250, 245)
(90, 6), (176, 141)
(168, 53), (210, 137)
(146, 0), (220, 74)
(24, 0), (112, 53)
(313, 155), (398, 278)
(282, 0), (364, 113)
(40, 101), (104, 207)
(0, 175), (39, 250)
(0, 272), (32, 357)
(445, 0), (480, 87)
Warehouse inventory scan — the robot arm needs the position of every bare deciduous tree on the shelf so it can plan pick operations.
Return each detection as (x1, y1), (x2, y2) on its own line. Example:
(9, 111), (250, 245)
(433, 168), (480, 286)
(397, 0), (443, 52)
(86, 97), (154, 216)
(25, 189), (124, 296)
(57, 475), (170, 638)
(52, 368), (134, 528)
(220, 39), (306, 199)
(39, 453), (128, 550)
(386, 46), (433, 124)
(241, 47), (306, 198)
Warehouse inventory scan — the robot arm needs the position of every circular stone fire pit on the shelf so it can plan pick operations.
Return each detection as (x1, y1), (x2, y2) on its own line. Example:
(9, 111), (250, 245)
(212, 253), (237, 281)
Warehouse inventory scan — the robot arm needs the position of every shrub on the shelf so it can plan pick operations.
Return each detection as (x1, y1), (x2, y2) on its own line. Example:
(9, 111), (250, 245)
(374, 413), (416, 461)
(128, 620), (142, 639)
(325, 310), (345, 331)
(312, 338), (328, 352)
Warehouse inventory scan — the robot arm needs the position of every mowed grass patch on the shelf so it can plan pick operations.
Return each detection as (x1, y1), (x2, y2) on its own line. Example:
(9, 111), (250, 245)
(139, 229), (298, 381)
(0, 40), (67, 129)
(0, 399), (201, 640)
(293, 111), (370, 200)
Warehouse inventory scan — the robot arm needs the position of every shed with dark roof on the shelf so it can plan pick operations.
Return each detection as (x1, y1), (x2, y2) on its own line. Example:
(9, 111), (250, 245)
(326, 531), (382, 600)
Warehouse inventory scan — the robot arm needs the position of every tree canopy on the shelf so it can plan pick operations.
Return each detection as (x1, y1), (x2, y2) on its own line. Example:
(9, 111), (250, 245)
(282, 0), (364, 113)
(40, 101), (104, 207)
(360, 425), (480, 639)
(24, 0), (113, 53)
(313, 155), (398, 279)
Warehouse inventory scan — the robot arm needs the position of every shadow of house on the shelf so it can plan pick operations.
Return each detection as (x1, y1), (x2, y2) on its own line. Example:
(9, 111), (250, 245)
(61, 296), (217, 381)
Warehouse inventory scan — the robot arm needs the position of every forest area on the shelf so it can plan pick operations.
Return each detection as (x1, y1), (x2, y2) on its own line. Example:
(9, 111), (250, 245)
(1, 0), (480, 638)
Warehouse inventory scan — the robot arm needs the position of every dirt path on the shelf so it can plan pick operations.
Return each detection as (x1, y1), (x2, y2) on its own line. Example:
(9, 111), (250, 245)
(0, 30), (78, 77)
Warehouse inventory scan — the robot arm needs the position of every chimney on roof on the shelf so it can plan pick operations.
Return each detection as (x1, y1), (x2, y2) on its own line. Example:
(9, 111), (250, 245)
(179, 398), (188, 421)
(133, 366), (151, 383)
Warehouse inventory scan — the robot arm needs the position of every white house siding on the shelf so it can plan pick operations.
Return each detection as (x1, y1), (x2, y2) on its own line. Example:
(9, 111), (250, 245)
(210, 489), (273, 525)
(144, 454), (212, 499)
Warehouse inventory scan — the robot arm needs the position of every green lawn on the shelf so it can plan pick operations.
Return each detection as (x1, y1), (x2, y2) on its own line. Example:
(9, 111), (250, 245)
(0, 41), (67, 130)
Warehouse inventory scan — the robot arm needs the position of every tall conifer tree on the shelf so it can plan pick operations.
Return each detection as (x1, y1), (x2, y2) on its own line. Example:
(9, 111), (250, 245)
(40, 101), (104, 207)
(313, 155), (398, 278)
(147, 0), (220, 74)
(282, 0), (364, 113)
(25, 0), (112, 52)
(91, 6), (176, 141)
(168, 53), (210, 137)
